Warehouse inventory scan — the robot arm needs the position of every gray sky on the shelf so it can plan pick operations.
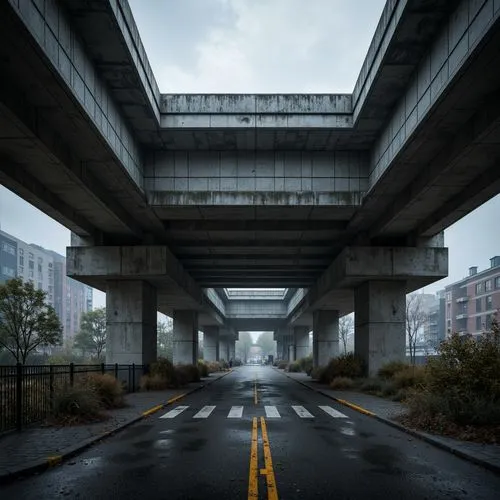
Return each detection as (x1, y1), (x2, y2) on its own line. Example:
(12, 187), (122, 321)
(1, 0), (499, 308)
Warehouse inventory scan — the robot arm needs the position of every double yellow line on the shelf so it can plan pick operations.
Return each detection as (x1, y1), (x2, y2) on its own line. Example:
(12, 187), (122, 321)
(248, 417), (278, 500)
(254, 375), (259, 405)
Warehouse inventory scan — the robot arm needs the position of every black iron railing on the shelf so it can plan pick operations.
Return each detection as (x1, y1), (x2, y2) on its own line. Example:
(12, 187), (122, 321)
(0, 363), (145, 433)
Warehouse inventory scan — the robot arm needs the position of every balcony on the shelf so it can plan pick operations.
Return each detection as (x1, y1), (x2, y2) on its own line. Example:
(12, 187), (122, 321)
(456, 296), (469, 303)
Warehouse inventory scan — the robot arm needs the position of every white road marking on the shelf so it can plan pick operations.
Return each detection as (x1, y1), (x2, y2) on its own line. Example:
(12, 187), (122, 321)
(193, 405), (216, 418)
(292, 405), (314, 418)
(265, 406), (281, 418)
(318, 406), (348, 418)
(227, 406), (244, 418)
(159, 405), (189, 419)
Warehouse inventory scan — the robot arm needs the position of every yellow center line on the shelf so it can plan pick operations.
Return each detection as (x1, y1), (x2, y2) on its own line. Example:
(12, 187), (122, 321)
(254, 376), (259, 405)
(260, 417), (278, 500)
(248, 417), (259, 500)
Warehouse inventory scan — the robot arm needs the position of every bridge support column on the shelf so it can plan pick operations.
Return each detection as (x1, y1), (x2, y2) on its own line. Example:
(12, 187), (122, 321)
(313, 310), (339, 368)
(276, 338), (283, 361)
(219, 337), (229, 362)
(173, 310), (199, 365)
(354, 280), (406, 377)
(294, 326), (310, 360)
(106, 280), (157, 365)
(228, 341), (235, 362)
(203, 326), (219, 362)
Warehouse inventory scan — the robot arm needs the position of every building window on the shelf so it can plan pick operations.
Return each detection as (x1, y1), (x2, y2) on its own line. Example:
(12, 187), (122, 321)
(48, 262), (53, 268)
(28, 260), (34, 270)
(485, 280), (492, 292)
(1, 242), (16, 255)
(446, 291), (451, 301)
(476, 282), (484, 294)
(1, 266), (15, 277)
(28, 269), (34, 279)
(38, 264), (42, 273)
(476, 316), (482, 331)
(28, 252), (33, 260)
(19, 248), (24, 256)
(19, 255), (24, 266)
(486, 314), (493, 330)
(476, 297), (482, 312)
(486, 296), (493, 310)
(496, 277), (500, 289)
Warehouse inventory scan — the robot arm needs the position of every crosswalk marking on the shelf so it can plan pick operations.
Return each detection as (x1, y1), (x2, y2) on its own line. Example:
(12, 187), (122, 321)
(264, 406), (281, 418)
(318, 406), (348, 418)
(159, 405), (189, 419)
(227, 406), (244, 418)
(193, 405), (216, 419)
(292, 405), (315, 418)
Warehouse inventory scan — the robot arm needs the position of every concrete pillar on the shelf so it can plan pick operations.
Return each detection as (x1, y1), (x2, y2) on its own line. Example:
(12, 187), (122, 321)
(288, 343), (295, 362)
(106, 280), (157, 365)
(355, 280), (406, 377)
(282, 335), (290, 361)
(203, 326), (219, 362)
(276, 338), (283, 360)
(313, 310), (339, 368)
(228, 341), (235, 362)
(219, 337), (229, 361)
(294, 326), (310, 360)
(173, 310), (199, 365)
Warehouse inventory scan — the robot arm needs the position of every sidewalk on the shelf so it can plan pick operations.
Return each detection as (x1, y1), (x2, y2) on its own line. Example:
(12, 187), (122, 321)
(0, 371), (230, 483)
(281, 370), (500, 473)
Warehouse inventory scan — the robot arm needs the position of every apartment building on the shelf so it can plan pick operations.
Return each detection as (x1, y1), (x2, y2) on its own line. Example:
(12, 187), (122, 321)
(0, 230), (93, 341)
(444, 256), (500, 337)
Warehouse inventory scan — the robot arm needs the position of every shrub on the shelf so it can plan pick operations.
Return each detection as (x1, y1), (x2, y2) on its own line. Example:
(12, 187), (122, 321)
(219, 360), (229, 370)
(175, 364), (201, 384)
(378, 360), (409, 380)
(140, 374), (169, 391)
(277, 361), (288, 370)
(288, 361), (301, 373)
(206, 361), (221, 373)
(359, 378), (384, 393)
(150, 358), (177, 385)
(53, 385), (103, 423)
(320, 353), (365, 383)
(330, 377), (355, 390)
(298, 354), (313, 375)
(310, 367), (324, 380)
(393, 365), (427, 389)
(197, 360), (209, 378)
(381, 381), (398, 398)
(83, 373), (124, 409)
(392, 388), (410, 402)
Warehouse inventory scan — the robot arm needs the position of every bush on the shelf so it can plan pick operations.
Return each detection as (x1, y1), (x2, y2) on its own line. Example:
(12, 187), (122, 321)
(330, 377), (355, 390)
(359, 378), (384, 393)
(381, 381), (398, 398)
(392, 388), (410, 402)
(205, 361), (221, 373)
(140, 374), (169, 391)
(378, 360), (409, 380)
(288, 361), (301, 373)
(197, 360), (209, 378)
(53, 385), (103, 423)
(320, 353), (365, 384)
(298, 354), (313, 375)
(310, 367), (324, 380)
(393, 365), (427, 389)
(83, 373), (124, 409)
(175, 364), (201, 384)
(277, 361), (288, 369)
(150, 358), (177, 385)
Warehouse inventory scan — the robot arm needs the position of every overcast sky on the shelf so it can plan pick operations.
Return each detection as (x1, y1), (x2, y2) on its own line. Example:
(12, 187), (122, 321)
(0, 0), (499, 309)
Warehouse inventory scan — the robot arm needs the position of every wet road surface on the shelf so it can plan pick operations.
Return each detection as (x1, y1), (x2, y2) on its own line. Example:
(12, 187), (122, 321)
(1, 365), (500, 499)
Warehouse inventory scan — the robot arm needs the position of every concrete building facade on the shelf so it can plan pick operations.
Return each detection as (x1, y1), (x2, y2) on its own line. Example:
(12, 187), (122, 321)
(0, 230), (93, 341)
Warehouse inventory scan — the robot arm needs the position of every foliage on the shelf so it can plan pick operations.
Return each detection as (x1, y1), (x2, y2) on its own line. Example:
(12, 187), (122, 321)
(393, 365), (427, 389)
(74, 308), (107, 360)
(298, 354), (313, 375)
(330, 377), (355, 390)
(406, 293), (427, 365)
(339, 314), (354, 355)
(175, 364), (201, 384)
(320, 353), (365, 383)
(288, 361), (301, 372)
(148, 357), (177, 388)
(140, 374), (169, 391)
(255, 332), (276, 357)
(235, 332), (254, 363)
(359, 378), (384, 393)
(197, 360), (209, 378)
(157, 319), (173, 360)
(277, 360), (288, 369)
(52, 385), (103, 424)
(0, 278), (62, 364)
(377, 360), (409, 380)
(205, 361), (221, 373)
(83, 373), (124, 409)
(310, 367), (324, 380)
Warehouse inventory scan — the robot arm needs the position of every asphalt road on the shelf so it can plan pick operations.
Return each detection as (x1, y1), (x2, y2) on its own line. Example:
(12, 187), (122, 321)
(1, 365), (500, 499)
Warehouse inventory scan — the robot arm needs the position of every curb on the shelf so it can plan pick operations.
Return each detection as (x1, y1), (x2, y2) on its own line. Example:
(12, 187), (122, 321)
(275, 368), (500, 475)
(0, 369), (233, 485)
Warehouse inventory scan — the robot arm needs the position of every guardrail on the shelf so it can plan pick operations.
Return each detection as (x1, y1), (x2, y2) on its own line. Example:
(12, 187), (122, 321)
(0, 363), (145, 433)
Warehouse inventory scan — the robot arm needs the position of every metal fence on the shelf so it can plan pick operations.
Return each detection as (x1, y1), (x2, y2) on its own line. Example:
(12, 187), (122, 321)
(0, 363), (145, 433)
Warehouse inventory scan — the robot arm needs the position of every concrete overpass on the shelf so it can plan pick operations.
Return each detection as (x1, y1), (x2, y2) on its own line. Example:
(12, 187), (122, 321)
(1, 0), (500, 374)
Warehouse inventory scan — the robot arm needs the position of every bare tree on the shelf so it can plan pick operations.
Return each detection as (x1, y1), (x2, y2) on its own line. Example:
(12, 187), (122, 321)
(339, 314), (354, 355)
(406, 293), (427, 365)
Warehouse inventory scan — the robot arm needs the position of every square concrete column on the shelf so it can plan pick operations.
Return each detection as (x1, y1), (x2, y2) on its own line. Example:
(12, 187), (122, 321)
(173, 310), (199, 365)
(219, 337), (229, 361)
(228, 341), (235, 362)
(276, 338), (283, 360)
(294, 326), (310, 360)
(313, 310), (339, 368)
(106, 280), (157, 365)
(355, 280), (406, 376)
(203, 326), (219, 362)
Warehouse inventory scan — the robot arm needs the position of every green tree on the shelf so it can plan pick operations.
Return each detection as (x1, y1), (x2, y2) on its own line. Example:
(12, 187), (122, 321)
(158, 318), (173, 360)
(236, 332), (254, 363)
(74, 308), (107, 360)
(255, 332), (276, 357)
(0, 278), (62, 364)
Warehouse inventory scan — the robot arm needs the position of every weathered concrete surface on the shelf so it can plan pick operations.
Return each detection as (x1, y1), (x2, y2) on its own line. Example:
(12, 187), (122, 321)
(313, 310), (339, 367)
(355, 281), (407, 376)
(294, 326), (311, 360)
(173, 310), (198, 365)
(106, 280), (157, 365)
(203, 326), (219, 362)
